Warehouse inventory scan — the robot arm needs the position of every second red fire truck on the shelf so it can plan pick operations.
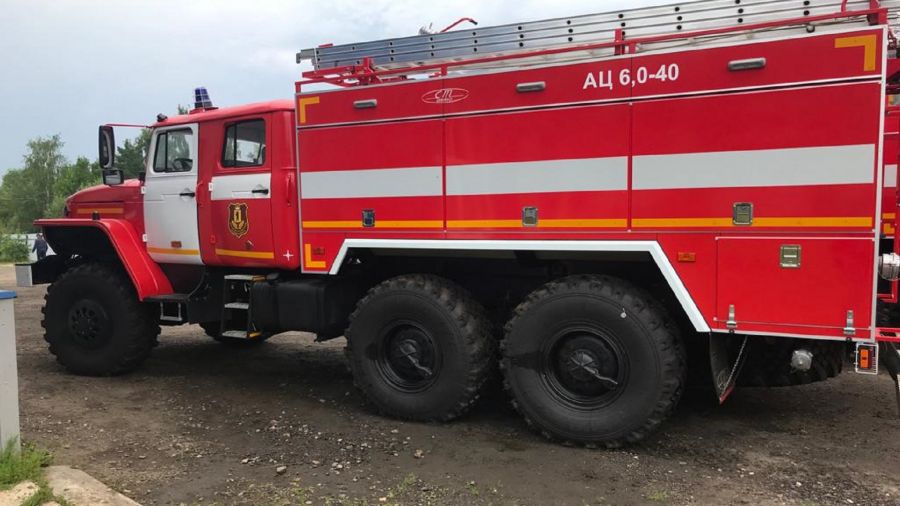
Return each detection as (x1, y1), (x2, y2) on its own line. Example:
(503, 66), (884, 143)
(17, 0), (900, 446)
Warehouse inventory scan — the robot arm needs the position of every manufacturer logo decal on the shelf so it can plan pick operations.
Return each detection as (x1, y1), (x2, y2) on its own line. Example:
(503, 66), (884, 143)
(228, 202), (249, 239)
(422, 88), (470, 104)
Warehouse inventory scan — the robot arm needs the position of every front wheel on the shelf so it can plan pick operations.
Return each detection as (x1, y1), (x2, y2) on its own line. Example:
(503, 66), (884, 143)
(42, 262), (160, 376)
(501, 275), (685, 447)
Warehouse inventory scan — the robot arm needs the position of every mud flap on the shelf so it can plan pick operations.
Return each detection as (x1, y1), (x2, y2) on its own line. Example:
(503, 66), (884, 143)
(880, 342), (900, 419)
(709, 334), (749, 404)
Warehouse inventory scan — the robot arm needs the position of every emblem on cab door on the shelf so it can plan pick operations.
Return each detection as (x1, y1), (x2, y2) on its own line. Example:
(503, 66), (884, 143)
(421, 88), (469, 104)
(228, 202), (249, 239)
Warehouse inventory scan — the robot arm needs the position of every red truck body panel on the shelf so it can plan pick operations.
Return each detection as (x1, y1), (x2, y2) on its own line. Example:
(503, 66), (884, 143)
(296, 27), (888, 340)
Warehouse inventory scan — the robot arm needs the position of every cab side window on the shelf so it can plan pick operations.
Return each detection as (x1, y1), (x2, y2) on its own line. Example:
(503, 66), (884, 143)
(222, 119), (266, 168)
(152, 129), (194, 173)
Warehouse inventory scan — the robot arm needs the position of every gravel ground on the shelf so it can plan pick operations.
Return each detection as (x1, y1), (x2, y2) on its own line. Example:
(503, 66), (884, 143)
(5, 265), (900, 505)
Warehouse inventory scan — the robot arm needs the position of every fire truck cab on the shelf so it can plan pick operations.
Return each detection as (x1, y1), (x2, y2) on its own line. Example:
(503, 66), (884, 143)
(18, 0), (900, 447)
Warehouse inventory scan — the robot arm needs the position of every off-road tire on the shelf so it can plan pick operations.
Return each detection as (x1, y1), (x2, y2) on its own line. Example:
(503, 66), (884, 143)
(877, 300), (900, 327)
(501, 275), (686, 448)
(199, 321), (271, 346)
(345, 274), (495, 422)
(42, 262), (160, 376)
(737, 338), (844, 387)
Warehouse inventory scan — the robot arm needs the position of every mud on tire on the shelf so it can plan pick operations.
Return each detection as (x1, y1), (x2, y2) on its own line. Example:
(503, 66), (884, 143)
(345, 274), (495, 422)
(501, 275), (686, 448)
(42, 262), (160, 376)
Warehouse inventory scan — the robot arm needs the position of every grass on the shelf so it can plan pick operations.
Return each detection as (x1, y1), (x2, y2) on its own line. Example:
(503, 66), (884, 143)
(0, 438), (71, 506)
(0, 439), (50, 490)
(646, 489), (670, 503)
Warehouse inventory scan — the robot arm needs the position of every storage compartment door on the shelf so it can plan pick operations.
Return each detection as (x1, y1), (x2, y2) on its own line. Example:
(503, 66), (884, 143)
(716, 237), (875, 336)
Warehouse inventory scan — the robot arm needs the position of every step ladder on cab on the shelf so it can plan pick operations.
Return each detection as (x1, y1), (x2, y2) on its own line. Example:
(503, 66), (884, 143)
(149, 274), (268, 342)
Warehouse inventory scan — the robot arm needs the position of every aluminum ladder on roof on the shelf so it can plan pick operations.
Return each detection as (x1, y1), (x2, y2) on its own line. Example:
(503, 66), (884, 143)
(298, 0), (900, 73)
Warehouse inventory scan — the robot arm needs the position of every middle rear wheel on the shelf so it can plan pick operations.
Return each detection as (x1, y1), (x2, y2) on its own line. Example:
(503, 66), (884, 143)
(346, 274), (495, 422)
(502, 275), (686, 447)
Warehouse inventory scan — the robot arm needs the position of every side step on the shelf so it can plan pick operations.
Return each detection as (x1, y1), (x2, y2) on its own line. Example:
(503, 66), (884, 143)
(216, 274), (266, 340)
(221, 330), (264, 339)
(224, 274), (265, 281)
(146, 293), (190, 324)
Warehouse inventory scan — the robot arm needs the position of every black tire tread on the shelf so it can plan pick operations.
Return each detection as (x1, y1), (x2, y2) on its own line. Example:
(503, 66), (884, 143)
(500, 274), (686, 448)
(737, 338), (844, 388)
(41, 262), (159, 376)
(345, 274), (495, 422)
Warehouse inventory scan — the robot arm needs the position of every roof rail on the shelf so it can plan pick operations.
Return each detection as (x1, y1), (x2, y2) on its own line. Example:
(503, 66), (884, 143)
(298, 0), (899, 87)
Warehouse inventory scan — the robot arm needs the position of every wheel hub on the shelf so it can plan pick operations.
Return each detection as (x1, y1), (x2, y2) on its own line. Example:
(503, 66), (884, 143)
(566, 349), (616, 385)
(379, 324), (440, 391)
(67, 300), (110, 349)
(550, 332), (623, 402)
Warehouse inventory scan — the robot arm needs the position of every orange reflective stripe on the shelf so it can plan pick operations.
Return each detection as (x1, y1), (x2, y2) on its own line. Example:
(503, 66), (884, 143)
(214, 248), (274, 259)
(304, 244), (326, 269)
(835, 34), (877, 71)
(75, 207), (124, 215)
(147, 246), (200, 256)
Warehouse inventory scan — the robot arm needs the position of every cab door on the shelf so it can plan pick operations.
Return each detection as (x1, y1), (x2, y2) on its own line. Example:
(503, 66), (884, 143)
(207, 117), (276, 266)
(144, 124), (202, 264)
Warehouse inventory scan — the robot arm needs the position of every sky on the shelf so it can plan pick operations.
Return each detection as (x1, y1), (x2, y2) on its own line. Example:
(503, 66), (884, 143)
(0, 0), (665, 172)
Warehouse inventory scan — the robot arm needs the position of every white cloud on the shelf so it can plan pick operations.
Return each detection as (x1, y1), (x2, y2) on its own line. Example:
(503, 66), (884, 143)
(0, 0), (666, 170)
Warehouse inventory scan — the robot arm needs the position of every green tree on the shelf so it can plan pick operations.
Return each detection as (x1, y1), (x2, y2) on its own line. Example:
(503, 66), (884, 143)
(47, 157), (101, 218)
(115, 128), (151, 179)
(0, 169), (36, 232)
(25, 135), (67, 217)
(0, 135), (68, 231)
(0, 138), (104, 231)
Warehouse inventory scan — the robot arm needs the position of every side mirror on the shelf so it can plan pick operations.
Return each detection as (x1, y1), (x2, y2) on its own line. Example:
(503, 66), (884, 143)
(102, 169), (124, 186)
(98, 125), (115, 170)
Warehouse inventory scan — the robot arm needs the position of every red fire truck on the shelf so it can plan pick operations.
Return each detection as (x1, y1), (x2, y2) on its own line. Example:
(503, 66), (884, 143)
(17, 0), (900, 447)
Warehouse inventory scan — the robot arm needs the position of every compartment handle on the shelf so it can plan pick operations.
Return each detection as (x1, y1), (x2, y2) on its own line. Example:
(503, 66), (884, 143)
(516, 81), (547, 93)
(728, 58), (767, 71)
(353, 99), (378, 109)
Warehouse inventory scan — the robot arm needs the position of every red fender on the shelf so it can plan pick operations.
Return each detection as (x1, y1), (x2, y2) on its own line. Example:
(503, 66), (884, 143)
(35, 218), (173, 300)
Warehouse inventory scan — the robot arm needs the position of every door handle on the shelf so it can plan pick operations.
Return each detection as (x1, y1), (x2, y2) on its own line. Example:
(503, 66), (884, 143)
(251, 187), (270, 195)
(179, 190), (196, 198)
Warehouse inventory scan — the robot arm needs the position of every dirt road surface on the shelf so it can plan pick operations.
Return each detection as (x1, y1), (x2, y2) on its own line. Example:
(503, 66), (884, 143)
(5, 266), (900, 505)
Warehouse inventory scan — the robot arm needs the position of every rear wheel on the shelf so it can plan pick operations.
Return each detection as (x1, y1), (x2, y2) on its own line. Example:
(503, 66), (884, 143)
(501, 275), (685, 447)
(346, 274), (494, 422)
(42, 262), (160, 376)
